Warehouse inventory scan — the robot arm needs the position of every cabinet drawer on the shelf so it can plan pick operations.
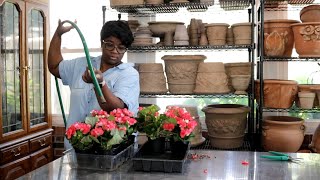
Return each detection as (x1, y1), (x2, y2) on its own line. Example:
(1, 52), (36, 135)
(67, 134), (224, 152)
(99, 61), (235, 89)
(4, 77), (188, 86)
(29, 133), (52, 152)
(0, 141), (29, 165)
(0, 155), (30, 180)
(30, 146), (52, 171)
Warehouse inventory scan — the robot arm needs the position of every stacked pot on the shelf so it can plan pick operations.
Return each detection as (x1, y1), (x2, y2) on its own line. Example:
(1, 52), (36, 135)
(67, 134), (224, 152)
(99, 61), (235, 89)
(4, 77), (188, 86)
(291, 5), (320, 57)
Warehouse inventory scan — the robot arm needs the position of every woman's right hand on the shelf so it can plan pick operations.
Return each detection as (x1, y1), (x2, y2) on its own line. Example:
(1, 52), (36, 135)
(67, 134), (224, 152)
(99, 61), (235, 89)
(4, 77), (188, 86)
(55, 19), (76, 37)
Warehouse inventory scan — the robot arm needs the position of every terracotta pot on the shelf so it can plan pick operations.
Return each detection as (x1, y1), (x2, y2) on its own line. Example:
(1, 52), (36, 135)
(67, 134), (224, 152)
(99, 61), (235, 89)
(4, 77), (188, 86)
(205, 23), (229, 45)
(255, 79), (298, 109)
(148, 21), (184, 44)
(194, 62), (230, 94)
(162, 55), (206, 94)
(291, 22), (320, 57)
(202, 104), (250, 149)
(224, 62), (252, 92)
(139, 63), (168, 94)
(297, 84), (320, 107)
(264, 19), (300, 57)
(232, 22), (252, 45)
(309, 122), (320, 153)
(262, 116), (305, 152)
(230, 75), (251, 95)
(300, 5), (320, 22)
(297, 92), (315, 109)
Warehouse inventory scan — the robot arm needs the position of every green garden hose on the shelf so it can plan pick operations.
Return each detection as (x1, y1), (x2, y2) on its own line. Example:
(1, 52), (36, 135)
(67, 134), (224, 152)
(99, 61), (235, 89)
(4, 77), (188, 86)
(55, 20), (105, 127)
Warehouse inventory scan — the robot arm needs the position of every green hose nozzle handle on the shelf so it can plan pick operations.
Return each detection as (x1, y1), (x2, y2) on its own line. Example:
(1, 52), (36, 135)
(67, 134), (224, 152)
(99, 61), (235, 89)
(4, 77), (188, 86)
(55, 20), (106, 127)
(64, 20), (105, 103)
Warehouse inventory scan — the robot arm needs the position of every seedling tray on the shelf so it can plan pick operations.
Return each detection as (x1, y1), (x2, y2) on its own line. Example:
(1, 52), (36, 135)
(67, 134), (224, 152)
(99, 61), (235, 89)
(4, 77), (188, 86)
(132, 141), (189, 173)
(65, 142), (135, 171)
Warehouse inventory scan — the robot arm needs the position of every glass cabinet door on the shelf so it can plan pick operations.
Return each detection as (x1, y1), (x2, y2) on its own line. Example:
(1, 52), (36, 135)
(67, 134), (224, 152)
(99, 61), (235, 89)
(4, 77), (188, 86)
(26, 4), (49, 131)
(0, 1), (26, 140)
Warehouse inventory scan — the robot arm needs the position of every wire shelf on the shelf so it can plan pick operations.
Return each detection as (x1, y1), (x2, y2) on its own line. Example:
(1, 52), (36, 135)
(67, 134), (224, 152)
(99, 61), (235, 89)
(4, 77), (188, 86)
(263, 107), (320, 113)
(128, 44), (253, 52)
(262, 57), (320, 62)
(140, 93), (249, 98)
(190, 138), (252, 151)
(218, 0), (251, 11)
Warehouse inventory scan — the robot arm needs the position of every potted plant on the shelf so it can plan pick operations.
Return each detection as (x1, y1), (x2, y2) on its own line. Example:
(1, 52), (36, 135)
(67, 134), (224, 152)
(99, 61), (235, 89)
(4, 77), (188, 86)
(136, 105), (198, 154)
(65, 108), (137, 154)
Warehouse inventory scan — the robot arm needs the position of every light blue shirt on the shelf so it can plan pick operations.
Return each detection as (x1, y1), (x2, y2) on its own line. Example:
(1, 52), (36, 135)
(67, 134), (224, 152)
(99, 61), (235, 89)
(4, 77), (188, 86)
(59, 55), (140, 129)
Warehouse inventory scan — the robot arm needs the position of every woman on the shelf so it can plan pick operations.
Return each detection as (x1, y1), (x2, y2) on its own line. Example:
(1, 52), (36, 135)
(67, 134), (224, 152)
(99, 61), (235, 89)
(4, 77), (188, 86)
(48, 20), (139, 149)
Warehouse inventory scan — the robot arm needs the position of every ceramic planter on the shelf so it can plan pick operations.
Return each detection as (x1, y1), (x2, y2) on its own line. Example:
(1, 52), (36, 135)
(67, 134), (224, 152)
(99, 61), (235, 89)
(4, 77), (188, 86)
(139, 63), (168, 94)
(202, 104), (250, 149)
(255, 79), (298, 109)
(291, 22), (320, 57)
(162, 55), (206, 94)
(262, 116), (305, 152)
(264, 19), (299, 57)
(300, 5), (320, 22)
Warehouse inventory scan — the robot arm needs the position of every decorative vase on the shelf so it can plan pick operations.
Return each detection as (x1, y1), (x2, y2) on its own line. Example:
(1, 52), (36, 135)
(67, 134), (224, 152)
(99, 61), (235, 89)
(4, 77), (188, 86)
(230, 75), (251, 95)
(264, 19), (299, 57)
(291, 22), (320, 57)
(262, 116), (305, 152)
(202, 104), (250, 149)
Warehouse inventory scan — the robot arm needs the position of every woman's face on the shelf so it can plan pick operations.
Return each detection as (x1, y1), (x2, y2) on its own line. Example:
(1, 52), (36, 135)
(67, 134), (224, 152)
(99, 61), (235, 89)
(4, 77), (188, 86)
(101, 36), (127, 66)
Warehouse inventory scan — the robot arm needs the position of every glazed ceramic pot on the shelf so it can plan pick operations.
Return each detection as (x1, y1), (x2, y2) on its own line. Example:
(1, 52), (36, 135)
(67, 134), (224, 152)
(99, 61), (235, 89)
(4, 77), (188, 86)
(291, 22), (320, 57)
(300, 5), (320, 22)
(255, 79), (298, 109)
(202, 104), (250, 149)
(262, 116), (305, 152)
(264, 19), (300, 57)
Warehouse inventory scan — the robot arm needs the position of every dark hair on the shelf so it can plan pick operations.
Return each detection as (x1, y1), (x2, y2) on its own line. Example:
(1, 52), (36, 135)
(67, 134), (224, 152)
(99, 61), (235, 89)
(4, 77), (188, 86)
(100, 20), (134, 47)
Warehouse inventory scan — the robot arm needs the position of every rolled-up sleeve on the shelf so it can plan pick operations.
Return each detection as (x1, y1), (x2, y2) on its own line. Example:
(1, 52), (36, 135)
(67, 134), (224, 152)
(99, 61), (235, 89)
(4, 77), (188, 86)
(113, 69), (140, 114)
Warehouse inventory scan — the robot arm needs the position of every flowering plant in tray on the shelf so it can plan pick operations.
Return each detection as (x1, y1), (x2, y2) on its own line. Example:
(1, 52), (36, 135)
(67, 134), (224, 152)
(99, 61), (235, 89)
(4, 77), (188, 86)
(136, 105), (197, 142)
(65, 108), (137, 152)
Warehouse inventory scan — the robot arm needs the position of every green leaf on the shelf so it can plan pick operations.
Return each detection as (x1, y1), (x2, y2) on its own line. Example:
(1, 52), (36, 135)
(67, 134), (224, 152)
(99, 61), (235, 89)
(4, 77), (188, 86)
(80, 135), (92, 144)
(108, 129), (123, 148)
(85, 117), (99, 126)
(89, 135), (100, 143)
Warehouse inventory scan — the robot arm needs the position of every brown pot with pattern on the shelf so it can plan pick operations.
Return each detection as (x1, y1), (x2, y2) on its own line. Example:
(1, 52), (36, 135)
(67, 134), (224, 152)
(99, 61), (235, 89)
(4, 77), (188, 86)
(202, 104), (250, 149)
(291, 22), (320, 57)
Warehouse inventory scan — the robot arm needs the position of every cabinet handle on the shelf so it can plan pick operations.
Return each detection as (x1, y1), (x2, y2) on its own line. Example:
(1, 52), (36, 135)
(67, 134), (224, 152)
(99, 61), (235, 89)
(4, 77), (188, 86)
(38, 139), (46, 146)
(22, 66), (30, 71)
(11, 147), (21, 157)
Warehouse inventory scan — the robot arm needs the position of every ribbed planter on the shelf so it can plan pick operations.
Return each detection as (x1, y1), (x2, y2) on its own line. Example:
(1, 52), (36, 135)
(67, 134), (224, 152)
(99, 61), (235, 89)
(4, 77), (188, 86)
(232, 22), (252, 45)
(162, 55), (206, 94)
(139, 63), (168, 94)
(262, 116), (305, 152)
(202, 104), (250, 149)
(224, 62), (252, 92)
(194, 62), (230, 94)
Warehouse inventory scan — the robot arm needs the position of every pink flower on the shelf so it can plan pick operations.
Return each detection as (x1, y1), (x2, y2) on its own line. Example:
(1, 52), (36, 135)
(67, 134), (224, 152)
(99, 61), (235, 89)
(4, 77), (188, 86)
(163, 123), (175, 131)
(128, 118), (137, 125)
(90, 127), (104, 137)
(96, 118), (117, 131)
(65, 125), (76, 139)
(118, 126), (127, 132)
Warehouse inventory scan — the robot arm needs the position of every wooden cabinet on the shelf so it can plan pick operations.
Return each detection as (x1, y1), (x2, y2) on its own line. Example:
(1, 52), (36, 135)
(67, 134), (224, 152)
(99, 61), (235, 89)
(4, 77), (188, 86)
(0, 0), (52, 179)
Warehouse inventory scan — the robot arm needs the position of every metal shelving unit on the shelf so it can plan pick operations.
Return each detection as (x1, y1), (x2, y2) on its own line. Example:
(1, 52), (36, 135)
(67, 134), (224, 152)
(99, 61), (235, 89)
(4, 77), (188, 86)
(108, 0), (257, 151)
(257, 0), (320, 150)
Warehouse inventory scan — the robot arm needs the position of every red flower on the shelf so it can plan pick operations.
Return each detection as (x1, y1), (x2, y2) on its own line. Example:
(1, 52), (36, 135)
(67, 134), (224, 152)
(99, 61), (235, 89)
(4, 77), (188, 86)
(90, 127), (104, 137)
(163, 123), (175, 131)
(66, 125), (76, 139)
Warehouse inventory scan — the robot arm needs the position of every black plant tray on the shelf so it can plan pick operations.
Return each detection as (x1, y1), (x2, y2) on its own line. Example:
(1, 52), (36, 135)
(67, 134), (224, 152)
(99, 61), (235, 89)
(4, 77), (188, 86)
(65, 142), (135, 171)
(132, 141), (189, 173)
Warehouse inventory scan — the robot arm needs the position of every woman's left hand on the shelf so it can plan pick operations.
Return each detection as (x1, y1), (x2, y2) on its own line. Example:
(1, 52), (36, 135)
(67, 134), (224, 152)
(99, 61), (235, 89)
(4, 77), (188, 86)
(82, 67), (103, 84)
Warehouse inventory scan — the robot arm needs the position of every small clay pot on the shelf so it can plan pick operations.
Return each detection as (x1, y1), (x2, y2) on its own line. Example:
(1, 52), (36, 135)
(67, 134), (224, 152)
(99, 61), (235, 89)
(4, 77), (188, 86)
(300, 5), (320, 22)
